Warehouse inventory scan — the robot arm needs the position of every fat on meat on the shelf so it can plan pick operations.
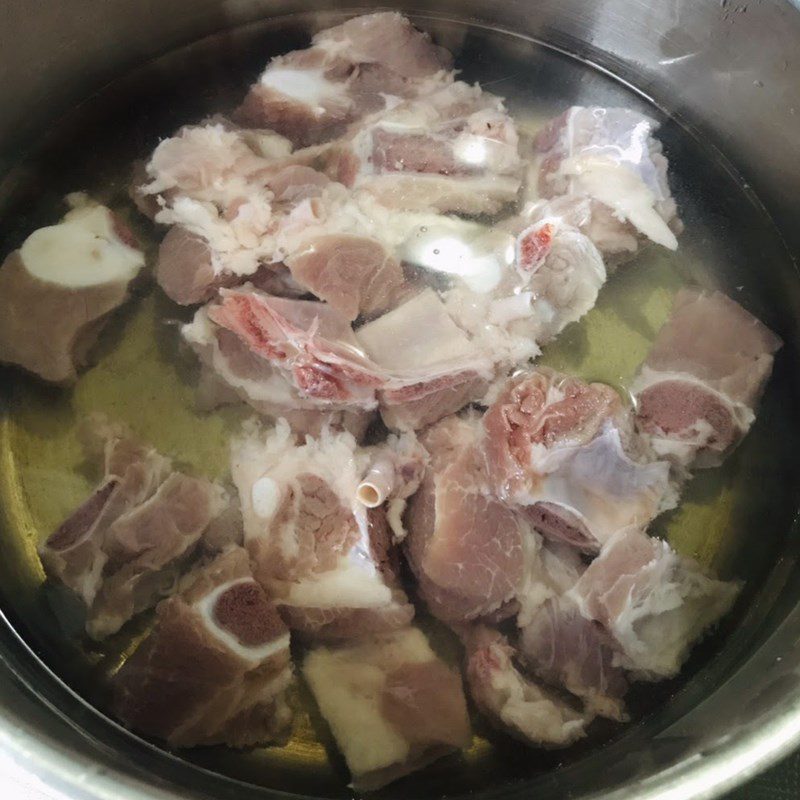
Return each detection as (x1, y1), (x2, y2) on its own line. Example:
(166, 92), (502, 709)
(39, 417), (227, 639)
(462, 625), (589, 746)
(568, 528), (740, 680)
(482, 370), (672, 554)
(302, 626), (471, 790)
(403, 415), (537, 622)
(0, 195), (145, 383)
(113, 546), (293, 747)
(137, 123), (284, 303)
(632, 287), (782, 468)
(531, 106), (682, 258)
(334, 80), (522, 215)
(230, 418), (413, 640)
(235, 12), (453, 146)
(503, 202), (606, 342)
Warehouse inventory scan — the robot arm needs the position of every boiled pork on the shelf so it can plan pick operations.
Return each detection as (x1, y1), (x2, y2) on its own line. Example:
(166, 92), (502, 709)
(230, 419), (413, 639)
(302, 626), (470, 789)
(404, 415), (536, 622)
(40, 417), (227, 639)
(113, 546), (293, 747)
(632, 287), (782, 468)
(482, 369), (671, 553)
(462, 625), (588, 746)
(235, 12), (453, 146)
(531, 107), (682, 258)
(568, 528), (740, 679)
(0, 195), (145, 383)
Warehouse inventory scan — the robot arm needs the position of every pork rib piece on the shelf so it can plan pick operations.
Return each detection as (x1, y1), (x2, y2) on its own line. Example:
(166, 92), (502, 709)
(302, 626), (471, 790)
(532, 107), (681, 259)
(183, 288), (383, 435)
(113, 546), (293, 747)
(355, 289), (494, 431)
(404, 415), (536, 622)
(482, 369), (671, 554)
(568, 528), (739, 680)
(463, 625), (588, 747)
(335, 80), (522, 215)
(518, 598), (628, 721)
(632, 287), (782, 469)
(184, 305), (373, 439)
(235, 12), (453, 146)
(503, 201), (606, 342)
(136, 123), (283, 304)
(0, 195), (144, 383)
(231, 419), (413, 640)
(39, 417), (227, 639)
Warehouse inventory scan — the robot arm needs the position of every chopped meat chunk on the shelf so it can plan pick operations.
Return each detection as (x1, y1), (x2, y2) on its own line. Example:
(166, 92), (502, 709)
(0, 195), (144, 382)
(302, 627), (470, 789)
(568, 528), (740, 679)
(39, 417), (226, 639)
(186, 308), (373, 438)
(462, 626), (588, 746)
(532, 106), (682, 258)
(355, 289), (493, 430)
(482, 370), (671, 553)
(404, 415), (536, 621)
(337, 81), (522, 214)
(285, 234), (404, 321)
(632, 288), (782, 468)
(113, 546), (293, 747)
(519, 598), (628, 721)
(231, 419), (412, 638)
(235, 12), (453, 146)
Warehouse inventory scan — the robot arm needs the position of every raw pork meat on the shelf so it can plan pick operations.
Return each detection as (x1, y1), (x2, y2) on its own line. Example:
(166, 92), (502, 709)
(568, 528), (740, 679)
(503, 201), (606, 342)
(532, 107), (682, 258)
(355, 289), (494, 431)
(235, 12), (453, 146)
(182, 288), (381, 435)
(519, 598), (628, 721)
(482, 370), (671, 553)
(334, 80), (522, 215)
(113, 546), (293, 747)
(462, 625), (588, 746)
(137, 123), (282, 303)
(230, 419), (413, 640)
(39, 417), (227, 639)
(632, 287), (782, 468)
(404, 415), (536, 622)
(302, 626), (470, 789)
(0, 195), (144, 383)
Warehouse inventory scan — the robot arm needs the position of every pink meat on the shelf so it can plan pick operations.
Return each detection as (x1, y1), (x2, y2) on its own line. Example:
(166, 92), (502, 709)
(113, 547), (293, 748)
(285, 234), (405, 321)
(519, 598), (628, 721)
(235, 13), (452, 146)
(568, 529), (740, 679)
(462, 626), (588, 746)
(483, 369), (621, 500)
(207, 288), (384, 406)
(632, 288), (781, 467)
(265, 165), (330, 203)
(404, 416), (532, 621)
(249, 472), (359, 586)
(39, 419), (225, 639)
(378, 370), (489, 432)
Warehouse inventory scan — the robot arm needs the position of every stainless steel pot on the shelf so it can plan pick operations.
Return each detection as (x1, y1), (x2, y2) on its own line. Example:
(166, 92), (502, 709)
(1, 2), (800, 799)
